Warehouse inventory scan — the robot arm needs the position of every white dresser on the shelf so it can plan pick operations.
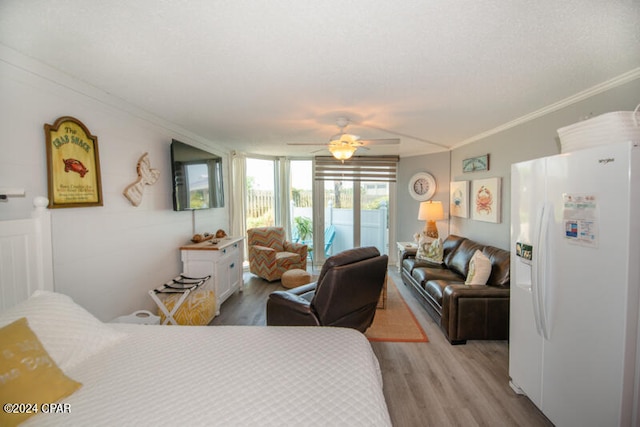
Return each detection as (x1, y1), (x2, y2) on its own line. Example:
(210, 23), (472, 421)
(180, 237), (244, 315)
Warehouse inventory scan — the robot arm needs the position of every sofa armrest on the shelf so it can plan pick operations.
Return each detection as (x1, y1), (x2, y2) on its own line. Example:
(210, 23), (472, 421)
(401, 248), (417, 260)
(266, 290), (320, 327)
(441, 284), (510, 343)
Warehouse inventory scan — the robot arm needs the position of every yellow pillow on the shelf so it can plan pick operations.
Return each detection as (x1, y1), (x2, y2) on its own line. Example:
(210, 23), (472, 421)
(0, 318), (82, 427)
(158, 290), (216, 325)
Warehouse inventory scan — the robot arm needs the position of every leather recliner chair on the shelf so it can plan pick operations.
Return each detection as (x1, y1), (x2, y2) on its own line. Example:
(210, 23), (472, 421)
(266, 246), (388, 333)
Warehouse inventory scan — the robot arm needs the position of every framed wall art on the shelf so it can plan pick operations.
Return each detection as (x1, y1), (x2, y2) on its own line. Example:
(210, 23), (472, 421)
(471, 177), (501, 223)
(463, 154), (490, 173)
(449, 180), (469, 218)
(44, 116), (103, 208)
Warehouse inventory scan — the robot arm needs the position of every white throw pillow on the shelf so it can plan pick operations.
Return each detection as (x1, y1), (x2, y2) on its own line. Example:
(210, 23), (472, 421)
(465, 250), (492, 285)
(416, 236), (443, 264)
(0, 290), (126, 371)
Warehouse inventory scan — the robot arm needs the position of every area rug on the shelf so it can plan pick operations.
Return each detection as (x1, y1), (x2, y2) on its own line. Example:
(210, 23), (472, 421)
(365, 278), (428, 343)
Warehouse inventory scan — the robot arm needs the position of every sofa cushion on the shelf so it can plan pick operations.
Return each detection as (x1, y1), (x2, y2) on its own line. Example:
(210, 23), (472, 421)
(446, 239), (484, 277)
(482, 246), (511, 287)
(412, 266), (463, 288)
(424, 280), (448, 306)
(465, 250), (492, 285)
(442, 235), (467, 265)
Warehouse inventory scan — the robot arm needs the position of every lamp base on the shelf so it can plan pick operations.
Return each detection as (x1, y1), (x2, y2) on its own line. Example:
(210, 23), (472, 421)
(424, 220), (439, 239)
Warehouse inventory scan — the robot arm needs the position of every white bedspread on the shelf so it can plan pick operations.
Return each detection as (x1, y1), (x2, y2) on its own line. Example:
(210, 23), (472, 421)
(24, 325), (391, 426)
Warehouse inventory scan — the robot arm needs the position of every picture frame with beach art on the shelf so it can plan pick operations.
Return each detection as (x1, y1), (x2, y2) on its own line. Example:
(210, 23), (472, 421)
(463, 154), (490, 173)
(44, 116), (103, 208)
(450, 181), (469, 218)
(471, 177), (501, 223)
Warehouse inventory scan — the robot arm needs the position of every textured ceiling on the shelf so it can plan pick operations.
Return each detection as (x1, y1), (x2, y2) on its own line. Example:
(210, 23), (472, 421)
(1, 0), (639, 157)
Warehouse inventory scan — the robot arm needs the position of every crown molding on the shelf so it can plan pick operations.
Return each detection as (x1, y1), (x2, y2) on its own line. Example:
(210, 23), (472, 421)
(453, 67), (640, 149)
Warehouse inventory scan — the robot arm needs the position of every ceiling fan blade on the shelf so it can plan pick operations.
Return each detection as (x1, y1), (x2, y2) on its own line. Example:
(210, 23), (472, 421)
(358, 138), (400, 145)
(286, 142), (328, 146)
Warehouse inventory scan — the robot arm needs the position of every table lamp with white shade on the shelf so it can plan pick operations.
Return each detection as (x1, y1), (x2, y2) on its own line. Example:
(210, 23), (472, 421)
(418, 201), (444, 239)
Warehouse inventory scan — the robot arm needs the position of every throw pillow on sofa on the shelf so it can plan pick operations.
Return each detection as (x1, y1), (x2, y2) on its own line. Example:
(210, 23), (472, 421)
(465, 250), (491, 285)
(417, 236), (443, 264)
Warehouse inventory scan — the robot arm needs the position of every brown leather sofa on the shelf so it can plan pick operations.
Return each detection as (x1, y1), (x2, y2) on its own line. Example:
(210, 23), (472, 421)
(401, 235), (510, 344)
(266, 246), (388, 333)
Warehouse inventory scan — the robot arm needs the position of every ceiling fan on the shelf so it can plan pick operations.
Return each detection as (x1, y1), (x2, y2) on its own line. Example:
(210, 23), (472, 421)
(287, 117), (400, 161)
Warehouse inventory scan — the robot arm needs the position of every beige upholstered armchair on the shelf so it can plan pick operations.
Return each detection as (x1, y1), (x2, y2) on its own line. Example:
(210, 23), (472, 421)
(247, 227), (308, 282)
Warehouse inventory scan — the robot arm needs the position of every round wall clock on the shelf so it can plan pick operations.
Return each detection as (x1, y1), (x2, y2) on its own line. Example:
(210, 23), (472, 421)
(408, 172), (436, 201)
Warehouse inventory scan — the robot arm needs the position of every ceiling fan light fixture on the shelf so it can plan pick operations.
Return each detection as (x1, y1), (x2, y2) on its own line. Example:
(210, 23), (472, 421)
(328, 144), (357, 161)
(329, 132), (358, 145)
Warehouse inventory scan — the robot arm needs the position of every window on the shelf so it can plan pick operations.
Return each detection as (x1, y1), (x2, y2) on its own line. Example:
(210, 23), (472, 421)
(246, 158), (276, 228)
(290, 160), (313, 243)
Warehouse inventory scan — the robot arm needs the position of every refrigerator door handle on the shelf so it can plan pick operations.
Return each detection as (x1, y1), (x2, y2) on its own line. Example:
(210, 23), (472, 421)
(531, 205), (545, 337)
(536, 202), (552, 340)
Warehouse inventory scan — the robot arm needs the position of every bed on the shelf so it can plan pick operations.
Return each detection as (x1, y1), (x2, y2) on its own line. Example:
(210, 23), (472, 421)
(0, 199), (391, 426)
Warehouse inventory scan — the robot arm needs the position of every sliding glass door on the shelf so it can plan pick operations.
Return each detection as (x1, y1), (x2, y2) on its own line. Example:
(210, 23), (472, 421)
(241, 156), (395, 267)
(322, 179), (388, 258)
(360, 181), (389, 253)
(314, 156), (397, 263)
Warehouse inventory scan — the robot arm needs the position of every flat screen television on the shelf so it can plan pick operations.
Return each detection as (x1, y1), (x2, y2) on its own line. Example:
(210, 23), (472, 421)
(170, 139), (224, 211)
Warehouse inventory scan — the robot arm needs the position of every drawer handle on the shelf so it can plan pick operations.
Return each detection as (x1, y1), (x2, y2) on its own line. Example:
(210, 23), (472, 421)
(222, 249), (227, 254)
(230, 263), (235, 269)
(234, 243), (238, 248)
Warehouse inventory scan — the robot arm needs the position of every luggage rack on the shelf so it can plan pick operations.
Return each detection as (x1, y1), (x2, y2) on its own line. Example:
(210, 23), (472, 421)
(149, 274), (211, 325)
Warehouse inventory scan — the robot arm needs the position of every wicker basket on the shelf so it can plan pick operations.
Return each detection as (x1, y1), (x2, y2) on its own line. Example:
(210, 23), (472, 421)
(557, 106), (640, 153)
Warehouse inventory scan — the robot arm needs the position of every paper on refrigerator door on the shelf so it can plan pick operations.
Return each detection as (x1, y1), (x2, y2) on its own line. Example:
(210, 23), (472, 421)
(562, 193), (598, 247)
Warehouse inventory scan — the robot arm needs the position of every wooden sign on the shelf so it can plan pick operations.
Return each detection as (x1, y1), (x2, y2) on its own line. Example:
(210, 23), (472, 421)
(44, 116), (103, 208)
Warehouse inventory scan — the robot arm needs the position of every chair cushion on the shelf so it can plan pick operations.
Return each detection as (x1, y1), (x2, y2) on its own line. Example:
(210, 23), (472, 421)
(276, 251), (301, 263)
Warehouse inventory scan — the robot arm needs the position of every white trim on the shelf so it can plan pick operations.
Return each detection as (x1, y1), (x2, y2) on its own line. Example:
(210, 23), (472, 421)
(453, 67), (640, 149)
(0, 44), (228, 157)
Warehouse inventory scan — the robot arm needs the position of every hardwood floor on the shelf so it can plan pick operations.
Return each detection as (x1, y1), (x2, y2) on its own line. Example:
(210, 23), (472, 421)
(212, 268), (553, 427)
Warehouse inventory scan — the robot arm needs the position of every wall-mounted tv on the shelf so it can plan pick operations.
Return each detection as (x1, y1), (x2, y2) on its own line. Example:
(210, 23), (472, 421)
(170, 139), (224, 211)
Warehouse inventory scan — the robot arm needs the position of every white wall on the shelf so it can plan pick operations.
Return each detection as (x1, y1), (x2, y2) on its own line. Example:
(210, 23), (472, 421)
(450, 77), (640, 249)
(0, 46), (230, 321)
(397, 151), (451, 242)
(397, 76), (640, 250)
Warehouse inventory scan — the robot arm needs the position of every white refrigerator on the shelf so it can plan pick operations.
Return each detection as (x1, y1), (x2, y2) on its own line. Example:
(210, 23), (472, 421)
(509, 141), (640, 427)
